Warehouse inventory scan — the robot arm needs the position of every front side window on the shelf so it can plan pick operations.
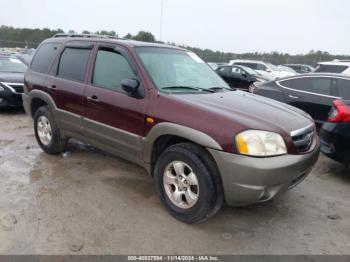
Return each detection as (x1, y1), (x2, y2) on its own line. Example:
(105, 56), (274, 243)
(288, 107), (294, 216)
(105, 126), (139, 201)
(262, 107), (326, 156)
(136, 47), (229, 93)
(257, 63), (268, 71)
(0, 57), (27, 73)
(231, 66), (243, 74)
(92, 49), (135, 92)
(57, 47), (91, 82)
(31, 43), (62, 73)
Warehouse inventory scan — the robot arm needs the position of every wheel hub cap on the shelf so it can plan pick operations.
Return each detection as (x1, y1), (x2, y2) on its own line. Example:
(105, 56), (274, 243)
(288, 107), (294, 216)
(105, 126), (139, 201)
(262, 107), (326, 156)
(37, 116), (52, 146)
(163, 161), (199, 209)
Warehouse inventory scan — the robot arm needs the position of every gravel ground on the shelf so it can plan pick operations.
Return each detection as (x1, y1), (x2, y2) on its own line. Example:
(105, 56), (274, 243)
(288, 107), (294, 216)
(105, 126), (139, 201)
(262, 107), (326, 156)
(0, 109), (349, 255)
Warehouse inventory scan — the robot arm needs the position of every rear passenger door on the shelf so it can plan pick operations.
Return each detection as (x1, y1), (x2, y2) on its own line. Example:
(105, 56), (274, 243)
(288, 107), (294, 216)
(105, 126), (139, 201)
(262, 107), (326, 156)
(47, 41), (93, 134)
(83, 44), (147, 163)
(280, 77), (338, 124)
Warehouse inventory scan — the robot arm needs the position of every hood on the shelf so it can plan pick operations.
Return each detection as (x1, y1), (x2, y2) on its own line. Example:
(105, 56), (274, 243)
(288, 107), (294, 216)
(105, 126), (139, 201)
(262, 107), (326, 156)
(0, 72), (24, 83)
(174, 90), (313, 136)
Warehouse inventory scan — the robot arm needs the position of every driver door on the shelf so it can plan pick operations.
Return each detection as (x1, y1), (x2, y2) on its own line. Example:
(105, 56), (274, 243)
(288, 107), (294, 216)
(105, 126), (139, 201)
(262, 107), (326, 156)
(83, 44), (147, 162)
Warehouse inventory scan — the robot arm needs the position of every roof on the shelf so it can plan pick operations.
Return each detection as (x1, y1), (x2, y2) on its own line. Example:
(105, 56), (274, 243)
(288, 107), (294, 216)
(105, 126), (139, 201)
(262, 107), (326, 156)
(229, 59), (266, 64)
(317, 61), (350, 66)
(278, 72), (350, 80)
(45, 34), (185, 50)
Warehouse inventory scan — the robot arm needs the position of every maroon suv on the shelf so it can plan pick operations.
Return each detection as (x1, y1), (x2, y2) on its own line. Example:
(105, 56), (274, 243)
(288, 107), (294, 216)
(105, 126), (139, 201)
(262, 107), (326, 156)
(23, 35), (320, 223)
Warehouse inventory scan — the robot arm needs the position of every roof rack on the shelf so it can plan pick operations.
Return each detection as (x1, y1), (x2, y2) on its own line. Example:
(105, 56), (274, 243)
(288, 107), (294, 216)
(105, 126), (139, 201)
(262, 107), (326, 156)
(52, 33), (121, 39)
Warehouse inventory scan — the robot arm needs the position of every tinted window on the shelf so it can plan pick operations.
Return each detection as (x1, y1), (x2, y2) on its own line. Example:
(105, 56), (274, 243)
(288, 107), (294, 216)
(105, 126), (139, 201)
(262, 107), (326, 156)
(337, 79), (350, 99)
(279, 79), (293, 88)
(93, 49), (135, 92)
(58, 47), (91, 82)
(314, 64), (348, 73)
(286, 77), (332, 95)
(31, 43), (62, 73)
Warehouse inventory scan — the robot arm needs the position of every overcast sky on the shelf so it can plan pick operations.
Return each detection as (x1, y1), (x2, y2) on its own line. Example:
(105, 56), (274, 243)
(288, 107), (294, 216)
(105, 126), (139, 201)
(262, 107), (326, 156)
(1, 0), (349, 55)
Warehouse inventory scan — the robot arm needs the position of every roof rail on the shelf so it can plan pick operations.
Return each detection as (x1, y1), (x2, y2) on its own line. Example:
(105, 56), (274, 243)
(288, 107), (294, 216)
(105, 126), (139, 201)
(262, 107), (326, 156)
(332, 59), (350, 63)
(52, 33), (121, 39)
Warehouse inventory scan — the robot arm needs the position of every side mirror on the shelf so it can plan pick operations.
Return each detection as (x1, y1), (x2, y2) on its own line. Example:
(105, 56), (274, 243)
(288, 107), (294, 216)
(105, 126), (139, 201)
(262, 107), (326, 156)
(241, 72), (248, 78)
(121, 78), (140, 96)
(265, 68), (272, 73)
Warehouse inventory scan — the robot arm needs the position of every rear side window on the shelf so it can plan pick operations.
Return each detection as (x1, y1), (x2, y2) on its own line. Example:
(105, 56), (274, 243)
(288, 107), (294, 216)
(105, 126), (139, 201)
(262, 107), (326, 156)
(314, 64), (348, 73)
(337, 79), (350, 99)
(92, 49), (135, 92)
(57, 47), (91, 82)
(283, 77), (332, 95)
(31, 43), (62, 73)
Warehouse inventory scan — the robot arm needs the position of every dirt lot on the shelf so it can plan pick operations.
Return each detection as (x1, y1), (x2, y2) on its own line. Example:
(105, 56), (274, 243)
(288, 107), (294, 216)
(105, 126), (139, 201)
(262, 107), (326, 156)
(0, 109), (349, 255)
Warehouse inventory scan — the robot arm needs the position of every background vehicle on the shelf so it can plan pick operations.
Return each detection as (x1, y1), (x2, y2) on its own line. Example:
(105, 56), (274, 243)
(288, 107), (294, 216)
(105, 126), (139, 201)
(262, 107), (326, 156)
(229, 59), (296, 79)
(23, 35), (319, 223)
(207, 62), (227, 70)
(277, 65), (298, 75)
(282, 64), (314, 74)
(319, 100), (350, 166)
(314, 60), (350, 74)
(251, 73), (350, 126)
(14, 53), (34, 66)
(0, 54), (27, 108)
(216, 65), (273, 91)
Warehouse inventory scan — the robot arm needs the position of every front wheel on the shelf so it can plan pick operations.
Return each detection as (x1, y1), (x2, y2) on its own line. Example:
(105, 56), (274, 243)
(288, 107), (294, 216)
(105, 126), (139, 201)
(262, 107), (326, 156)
(34, 106), (67, 154)
(154, 143), (223, 223)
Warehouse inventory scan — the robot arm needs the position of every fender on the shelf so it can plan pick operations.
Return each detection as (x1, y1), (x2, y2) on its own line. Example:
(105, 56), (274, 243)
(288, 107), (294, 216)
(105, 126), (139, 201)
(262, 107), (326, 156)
(142, 122), (223, 163)
(23, 89), (58, 117)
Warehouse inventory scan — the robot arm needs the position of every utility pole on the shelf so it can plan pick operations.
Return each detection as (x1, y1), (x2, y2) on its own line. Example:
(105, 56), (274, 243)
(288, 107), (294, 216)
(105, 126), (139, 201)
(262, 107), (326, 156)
(160, 0), (164, 41)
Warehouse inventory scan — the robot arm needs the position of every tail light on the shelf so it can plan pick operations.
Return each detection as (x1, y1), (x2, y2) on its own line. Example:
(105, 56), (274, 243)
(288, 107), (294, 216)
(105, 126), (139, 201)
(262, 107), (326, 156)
(327, 100), (350, 123)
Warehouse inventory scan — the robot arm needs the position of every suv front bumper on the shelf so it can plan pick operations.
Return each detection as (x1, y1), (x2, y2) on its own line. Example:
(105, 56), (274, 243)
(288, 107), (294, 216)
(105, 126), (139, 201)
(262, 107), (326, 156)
(208, 141), (320, 206)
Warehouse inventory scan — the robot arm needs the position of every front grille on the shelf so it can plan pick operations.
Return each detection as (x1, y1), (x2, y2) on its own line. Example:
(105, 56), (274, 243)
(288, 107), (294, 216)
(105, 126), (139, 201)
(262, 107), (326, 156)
(291, 125), (314, 153)
(7, 83), (24, 94)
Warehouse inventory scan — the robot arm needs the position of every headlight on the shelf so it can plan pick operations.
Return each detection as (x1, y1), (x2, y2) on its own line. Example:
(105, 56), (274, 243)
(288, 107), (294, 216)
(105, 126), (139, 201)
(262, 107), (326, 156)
(236, 130), (287, 156)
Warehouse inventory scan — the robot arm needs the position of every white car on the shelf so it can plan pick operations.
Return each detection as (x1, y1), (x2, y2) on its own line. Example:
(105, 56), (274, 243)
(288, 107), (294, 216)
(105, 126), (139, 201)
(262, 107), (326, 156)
(314, 60), (350, 74)
(229, 59), (296, 79)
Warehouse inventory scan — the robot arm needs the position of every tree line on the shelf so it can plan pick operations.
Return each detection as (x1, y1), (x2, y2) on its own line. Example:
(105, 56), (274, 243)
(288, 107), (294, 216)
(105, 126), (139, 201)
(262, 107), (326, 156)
(1, 25), (349, 66)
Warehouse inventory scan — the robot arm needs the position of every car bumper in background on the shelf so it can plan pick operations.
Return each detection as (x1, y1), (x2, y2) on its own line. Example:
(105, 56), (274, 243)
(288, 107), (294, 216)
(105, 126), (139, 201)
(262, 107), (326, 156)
(0, 91), (23, 108)
(319, 122), (350, 165)
(208, 141), (320, 206)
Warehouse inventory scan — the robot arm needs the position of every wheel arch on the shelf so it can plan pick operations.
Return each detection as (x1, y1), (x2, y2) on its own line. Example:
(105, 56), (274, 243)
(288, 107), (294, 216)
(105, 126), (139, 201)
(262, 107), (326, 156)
(143, 122), (223, 164)
(27, 90), (58, 118)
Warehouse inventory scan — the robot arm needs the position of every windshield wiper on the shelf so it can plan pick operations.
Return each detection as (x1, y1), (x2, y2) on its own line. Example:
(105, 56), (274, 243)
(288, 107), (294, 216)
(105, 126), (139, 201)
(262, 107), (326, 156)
(160, 86), (215, 93)
(208, 86), (236, 92)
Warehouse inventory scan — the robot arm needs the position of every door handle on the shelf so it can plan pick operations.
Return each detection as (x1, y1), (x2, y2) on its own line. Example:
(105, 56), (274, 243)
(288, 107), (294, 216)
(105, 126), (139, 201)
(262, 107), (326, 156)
(49, 85), (57, 90)
(87, 95), (99, 103)
(288, 94), (299, 99)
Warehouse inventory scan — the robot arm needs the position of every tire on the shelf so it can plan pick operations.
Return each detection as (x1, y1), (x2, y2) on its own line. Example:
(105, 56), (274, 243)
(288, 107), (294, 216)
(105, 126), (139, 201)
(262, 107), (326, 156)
(34, 106), (67, 155)
(154, 143), (223, 223)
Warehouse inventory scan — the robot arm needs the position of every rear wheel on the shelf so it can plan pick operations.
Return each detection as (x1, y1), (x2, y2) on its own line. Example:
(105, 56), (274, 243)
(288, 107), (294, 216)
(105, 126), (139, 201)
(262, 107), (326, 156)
(154, 143), (223, 223)
(34, 106), (67, 154)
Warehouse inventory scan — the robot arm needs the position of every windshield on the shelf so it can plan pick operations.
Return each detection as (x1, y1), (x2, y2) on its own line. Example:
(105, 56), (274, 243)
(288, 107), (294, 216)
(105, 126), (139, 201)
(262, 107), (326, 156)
(266, 62), (278, 71)
(240, 65), (259, 75)
(136, 47), (230, 93)
(0, 57), (27, 73)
